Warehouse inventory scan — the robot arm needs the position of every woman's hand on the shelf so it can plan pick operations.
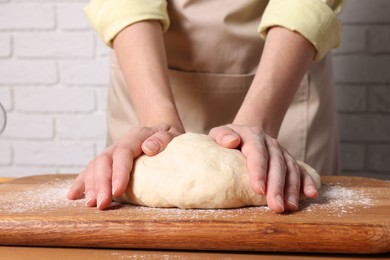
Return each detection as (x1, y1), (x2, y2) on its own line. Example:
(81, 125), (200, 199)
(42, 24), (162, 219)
(209, 124), (318, 213)
(67, 124), (183, 210)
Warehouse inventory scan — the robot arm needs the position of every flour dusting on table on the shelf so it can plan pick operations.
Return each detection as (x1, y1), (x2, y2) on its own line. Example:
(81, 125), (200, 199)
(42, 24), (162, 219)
(0, 179), (374, 218)
(0, 178), (84, 214)
(299, 183), (373, 217)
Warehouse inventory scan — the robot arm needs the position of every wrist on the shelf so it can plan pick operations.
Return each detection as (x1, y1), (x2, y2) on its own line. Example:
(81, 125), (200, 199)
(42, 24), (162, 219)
(233, 113), (280, 138)
(138, 114), (184, 134)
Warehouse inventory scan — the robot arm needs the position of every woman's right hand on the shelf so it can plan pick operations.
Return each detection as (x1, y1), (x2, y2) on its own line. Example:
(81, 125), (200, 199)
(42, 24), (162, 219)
(67, 124), (183, 210)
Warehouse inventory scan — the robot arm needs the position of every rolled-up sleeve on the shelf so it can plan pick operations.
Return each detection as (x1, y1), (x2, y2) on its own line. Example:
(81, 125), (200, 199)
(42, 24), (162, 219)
(85, 0), (169, 47)
(258, 0), (344, 61)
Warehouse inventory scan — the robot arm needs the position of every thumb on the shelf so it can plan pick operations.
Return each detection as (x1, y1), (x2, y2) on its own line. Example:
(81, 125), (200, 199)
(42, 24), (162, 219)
(209, 125), (241, 149)
(142, 130), (177, 156)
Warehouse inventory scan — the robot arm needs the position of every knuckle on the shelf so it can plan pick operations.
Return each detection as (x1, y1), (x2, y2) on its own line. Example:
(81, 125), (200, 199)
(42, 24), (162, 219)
(96, 152), (112, 165)
(286, 179), (300, 193)
(157, 123), (170, 131)
(291, 161), (301, 173)
(274, 155), (287, 172)
(267, 137), (280, 148)
(138, 126), (154, 135)
(115, 142), (130, 153)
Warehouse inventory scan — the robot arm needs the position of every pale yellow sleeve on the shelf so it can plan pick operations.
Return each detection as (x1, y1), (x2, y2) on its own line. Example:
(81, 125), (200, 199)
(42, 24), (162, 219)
(85, 0), (169, 47)
(258, 0), (345, 61)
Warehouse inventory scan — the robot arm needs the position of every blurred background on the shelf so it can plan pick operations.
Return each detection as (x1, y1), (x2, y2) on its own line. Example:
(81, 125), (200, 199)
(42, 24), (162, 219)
(0, 0), (389, 180)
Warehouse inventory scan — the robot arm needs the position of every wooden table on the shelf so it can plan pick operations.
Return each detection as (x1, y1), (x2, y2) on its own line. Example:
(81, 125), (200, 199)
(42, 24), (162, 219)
(0, 174), (389, 258)
(1, 246), (389, 260)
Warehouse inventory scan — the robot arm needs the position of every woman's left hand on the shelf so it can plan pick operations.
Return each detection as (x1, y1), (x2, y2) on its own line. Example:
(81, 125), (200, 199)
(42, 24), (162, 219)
(209, 124), (318, 213)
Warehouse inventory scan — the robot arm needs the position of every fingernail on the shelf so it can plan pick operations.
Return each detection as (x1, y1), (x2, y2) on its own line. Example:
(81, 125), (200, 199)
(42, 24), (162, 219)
(143, 140), (160, 154)
(222, 134), (237, 144)
(308, 186), (319, 198)
(287, 195), (298, 209)
(276, 195), (284, 212)
(97, 192), (103, 209)
(85, 191), (94, 206)
(258, 181), (266, 195)
(112, 184), (117, 196)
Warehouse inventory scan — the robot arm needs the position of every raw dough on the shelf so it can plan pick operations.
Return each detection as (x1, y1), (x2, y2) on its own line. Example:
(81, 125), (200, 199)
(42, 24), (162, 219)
(115, 133), (321, 209)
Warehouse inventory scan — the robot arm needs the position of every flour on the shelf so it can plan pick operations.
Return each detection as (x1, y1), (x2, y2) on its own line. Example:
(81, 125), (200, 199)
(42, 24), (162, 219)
(300, 183), (373, 217)
(0, 178), (84, 214)
(0, 179), (373, 218)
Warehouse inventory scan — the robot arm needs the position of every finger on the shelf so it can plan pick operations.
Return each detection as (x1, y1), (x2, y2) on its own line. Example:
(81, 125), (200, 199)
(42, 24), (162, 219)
(240, 132), (268, 195)
(209, 125), (241, 149)
(84, 161), (97, 207)
(93, 151), (115, 210)
(264, 137), (286, 213)
(283, 153), (301, 211)
(142, 130), (177, 156)
(301, 171), (319, 199)
(111, 142), (135, 197)
(112, 128), (155, 196)
(113, 127), (179, 198)
(67, 171), (86, 200)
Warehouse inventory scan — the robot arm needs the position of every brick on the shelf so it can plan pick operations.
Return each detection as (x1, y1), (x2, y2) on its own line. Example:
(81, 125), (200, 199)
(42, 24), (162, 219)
(96, 35), (110, 57)
(0, 4), (55, 29)
(0, 166), (57, 178)
(341, 0), (390, 24)
(367, 144), (390, 172)
(57, 114), (106, 139)
(0, 60), (57, 84)
(368, 26), (390, 53)
(333, 26), (366, 54)
(0, 109), (5, 135)
(0, 87), (13, 111)
(333, 55), (390, 83)
(0, 34), (11, 57)
(0, 142), (11, 165)
(97, 88), (108, 112)
(338, 114), (390, 142)
(2, 114), (53, 139)
(57, 4), (90, 30)
(336, 85), (366, 112)
(14, 87), (96, 113)
(96, 141), (107, 155)
(340, 143), (365, 170)
(14, 32), (94, 58)
(60, 59), (109, 85)
(13, 141), (94, 166)
(368, 85), (390, 112)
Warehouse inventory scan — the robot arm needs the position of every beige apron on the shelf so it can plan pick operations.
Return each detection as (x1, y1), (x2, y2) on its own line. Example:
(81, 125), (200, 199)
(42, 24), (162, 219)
(107, 0), (340, 176)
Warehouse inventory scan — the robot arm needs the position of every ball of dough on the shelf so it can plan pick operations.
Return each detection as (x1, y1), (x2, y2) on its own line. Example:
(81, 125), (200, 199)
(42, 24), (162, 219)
(115, 133), (321, 209)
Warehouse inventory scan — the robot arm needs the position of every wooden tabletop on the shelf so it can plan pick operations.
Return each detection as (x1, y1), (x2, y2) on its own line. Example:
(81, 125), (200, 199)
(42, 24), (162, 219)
(1, 246), (389, 260)
(0, 175), (389, 257)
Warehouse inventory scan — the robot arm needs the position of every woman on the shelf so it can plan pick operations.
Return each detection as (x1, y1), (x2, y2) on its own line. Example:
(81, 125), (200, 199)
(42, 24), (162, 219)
(68, 0), (345, 212)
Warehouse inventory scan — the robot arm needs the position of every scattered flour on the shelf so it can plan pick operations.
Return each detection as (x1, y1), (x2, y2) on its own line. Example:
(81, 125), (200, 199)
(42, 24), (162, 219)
(299, 183), (373, 217)
(0, 178), (84, 214)
(0, 179), (373, 218)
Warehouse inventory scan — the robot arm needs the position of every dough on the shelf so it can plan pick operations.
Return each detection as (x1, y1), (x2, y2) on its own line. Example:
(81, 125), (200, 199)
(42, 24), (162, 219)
(115, 133), (321, 209)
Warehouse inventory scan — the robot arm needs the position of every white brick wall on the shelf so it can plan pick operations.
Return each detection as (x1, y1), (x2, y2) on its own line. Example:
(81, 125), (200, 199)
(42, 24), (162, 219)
(0, 0), (389, 180)
(0, 0), (106, 177)
(335, 0), (390, 180)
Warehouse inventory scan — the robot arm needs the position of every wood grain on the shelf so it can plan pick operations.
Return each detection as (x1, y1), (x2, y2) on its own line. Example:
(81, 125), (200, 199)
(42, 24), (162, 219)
(0, 175), (389, 254)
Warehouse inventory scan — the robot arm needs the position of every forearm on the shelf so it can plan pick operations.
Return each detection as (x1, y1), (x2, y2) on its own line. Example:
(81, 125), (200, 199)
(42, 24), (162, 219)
(234, 26), (315, 137)
(113, 21), (183, 131)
